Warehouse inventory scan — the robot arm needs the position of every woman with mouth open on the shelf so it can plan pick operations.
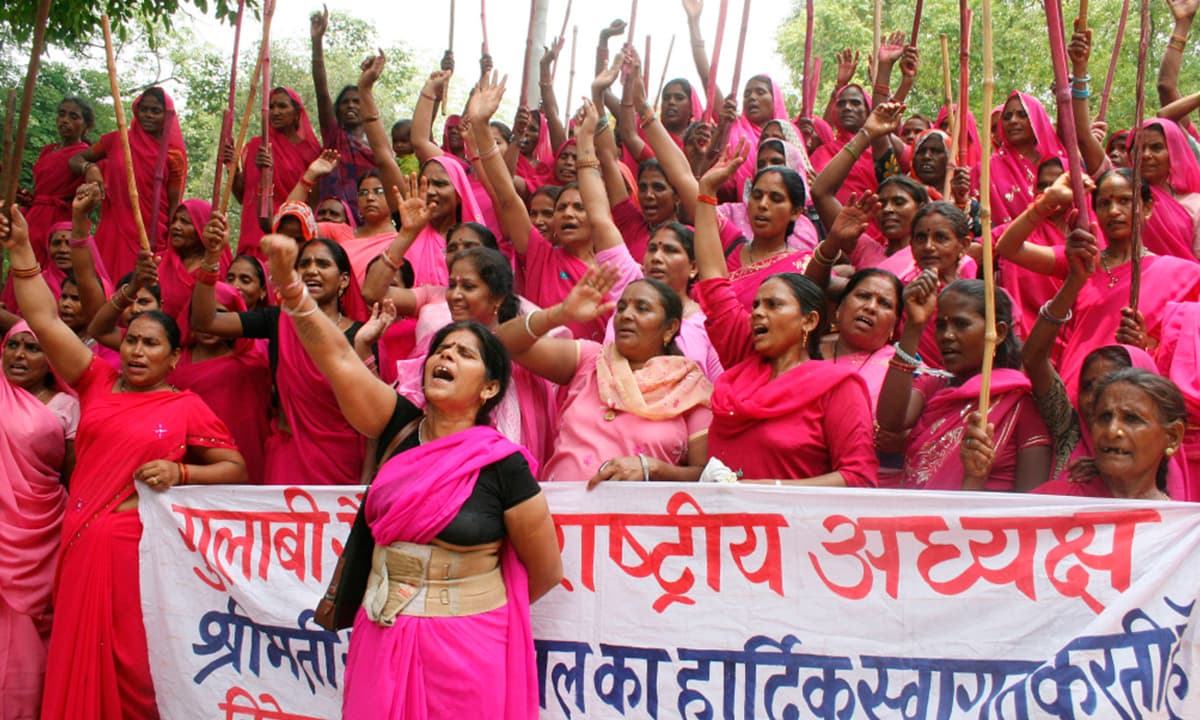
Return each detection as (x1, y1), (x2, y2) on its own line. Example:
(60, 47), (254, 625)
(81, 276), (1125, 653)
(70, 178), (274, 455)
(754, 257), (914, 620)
(877, 277), (1051, 492)
(691, 143), (878, 487)
(0, 203), (246, 720)
(258, 230), (560, 719)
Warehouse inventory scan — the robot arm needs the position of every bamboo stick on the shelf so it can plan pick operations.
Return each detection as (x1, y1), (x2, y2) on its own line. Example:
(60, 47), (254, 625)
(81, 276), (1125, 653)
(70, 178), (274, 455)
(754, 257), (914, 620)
(977, 0), (996, 429)
(551, 0), (572, 80)
(1078, 0), (1089, 26)
(212, 0), (245, 207)
(519, 0), (536, 107)
(220, 50), (265, 214)
(565, 26), (578, 120)
(257, 0), (276, 222)
(1129, 0), (1150, 312)
(654, 35), (676, 113)
(644, 35), (652, 91)
(1097, 0), (1131, 122)
(101, 15), (150, 253)
(2, 0), (53, 205)
(872, 0), (882, 83)
(730, 0), (753, 108)
(2, 90), (15, 197)
(801, 0), (815, 117)
(704, 0), (731, 122)
(480, 0), (489, 55)
(1045, 0), (1090, 230)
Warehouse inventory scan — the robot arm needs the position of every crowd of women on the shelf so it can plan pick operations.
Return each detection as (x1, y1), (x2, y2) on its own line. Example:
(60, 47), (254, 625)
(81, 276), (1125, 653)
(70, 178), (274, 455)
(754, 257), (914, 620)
(4, 1), (1200, 718)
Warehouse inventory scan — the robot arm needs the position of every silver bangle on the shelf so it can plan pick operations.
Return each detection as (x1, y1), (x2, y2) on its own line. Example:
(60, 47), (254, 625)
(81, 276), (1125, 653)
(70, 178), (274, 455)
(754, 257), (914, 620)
(638, 453), (650, 482)
(523, 310), (542, 339)
(280, 287), (320, 318)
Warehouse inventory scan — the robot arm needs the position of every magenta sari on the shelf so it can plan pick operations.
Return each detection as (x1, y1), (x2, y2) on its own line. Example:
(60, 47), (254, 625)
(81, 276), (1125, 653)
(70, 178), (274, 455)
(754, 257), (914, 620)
(92, 90), (187, 276)
(1156, 304), (1200, 499)
(809, 85), (877, 204)
(0, 323), (69, 718)
(727, 76), (791, 193)
(988, 92), (1064, 226)
(410, 156), (485, 286)
(238, 88), (322, 259)
(343, 426), (538, 719)
(725, 250), (812, 309)
(994, 220), (1066, 339)
(24, 141), (88, 265)
(157, 199), (232, 322)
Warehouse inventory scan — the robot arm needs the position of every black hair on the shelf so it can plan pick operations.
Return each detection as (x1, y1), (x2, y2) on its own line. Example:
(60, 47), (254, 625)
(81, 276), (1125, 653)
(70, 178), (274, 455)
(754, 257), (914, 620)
(60, 96), (96, 143)
(392, 118), (413, 131)
(913, 200), (971, 240)
(299, 238), (351, 309)
(878, 175), (930, 206)
(637, 158), (667, 181)
(334, 85), (358, 119)
(1092, 367), (1187, 492)
(648, 223), (697, 292)
(365, 254), (415, 289)
(1092, 167), (1153, 206)
(448, 247), (520, 323)
(663, 78), (693, 99)
(939, 279), (1021, 370)
(357, 169), (382, 189)
(757, 139), (787, 165)
(139, 87), (166, 107)
(489, 121), (513, 142)
(627, 277), (685, 355)
(751, 166), (807, 237)
(129, 309), (182, 350)
(117, 271), (162, 303)
(424, 320), (512, 426)
(59, 270), (102, 296)
(447, 222), (500, 251)
(270, 87), (301, 116)
(231, 253), (268, 289)
(839, 268), (904, 336)
(763, 272), (826, 359)
(1037, 156), (1065, 175)
(531, 184), (563, 206)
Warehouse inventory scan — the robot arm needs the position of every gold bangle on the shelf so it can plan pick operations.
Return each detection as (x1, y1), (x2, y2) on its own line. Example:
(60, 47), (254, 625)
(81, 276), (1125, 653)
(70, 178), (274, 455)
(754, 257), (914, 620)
(812, 243), (839, 266)
(10, 264), (42, 279)
(575, 158), (600, 170)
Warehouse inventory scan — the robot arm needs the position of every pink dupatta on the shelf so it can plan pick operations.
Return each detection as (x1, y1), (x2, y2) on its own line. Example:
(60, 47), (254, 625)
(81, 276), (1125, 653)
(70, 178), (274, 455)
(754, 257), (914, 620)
(1155, 304), (1200, 500)
(343, 426), (537, 719)
(989, 92), (1064, 226)
(728, 76), (790, 192)
(157, 199), (231, 321)
(408, 157), (485, 286)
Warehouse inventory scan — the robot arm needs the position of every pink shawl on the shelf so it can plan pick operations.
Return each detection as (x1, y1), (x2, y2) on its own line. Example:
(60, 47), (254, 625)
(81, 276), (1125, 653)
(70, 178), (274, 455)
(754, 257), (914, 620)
(344, 425), (537, 719)
(238, 88), (322, 258)
(408, 156), (485, 286)
(26, 141), (88, 265)
(93, 89), (187, 276)
(728, 76), (790, 192)
(989, 92), (1065, 225)
(1142, 185), (1199, 261)
(0, 322), (68, 617)
(1155, 304), (1200, 500)
(265, 313), (364, 485)
(157, 199), (232, 321)
(809, 85), (876, 203)
(935, 104), (982, 168)
(903, 368), (1032, 490)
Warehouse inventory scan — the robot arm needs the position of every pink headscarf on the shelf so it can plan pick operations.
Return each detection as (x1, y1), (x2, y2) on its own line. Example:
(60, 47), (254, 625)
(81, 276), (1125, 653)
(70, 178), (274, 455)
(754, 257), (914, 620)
(2, 222), (112, 315)
(157, 199), (231, 322)
(406, 156), (486, 287)
(728, 75), (790, 192)
(935, 104), (983, 168)
(989, 91), (1065, 225)
(1130, 120), (1200, 195)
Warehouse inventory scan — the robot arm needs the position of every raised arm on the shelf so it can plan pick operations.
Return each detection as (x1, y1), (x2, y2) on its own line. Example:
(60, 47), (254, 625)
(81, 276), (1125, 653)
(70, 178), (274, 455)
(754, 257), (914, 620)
(824, 49), (860, 126)
(1068, 24), (1106, 175)
(190, 213), (250, 338)
(412, 71), (451, 163)
(361, 177), (426, 310)
(574, 100), (624, 253)
(695, 141), (749, 280)
(0, 204), (93, 384)
(310, 7), (336, 135)
(876, 270), (938, 434)
(1159, 0), (1199, 111)
(262, 233), (397, 437)
(871, 32), (906, 106)
(811, 102), (903, 228)
(682, 0), (723, 110)
(616, 60), (648, 161)
(994, 173), (1075, 275)
(893, 45), (919, 105)
(467, 71), (533, 255)
(87, 250), (158, 350)
(539, 37), (569, 153)
(357, 51), (404, 209)
(592, 58), (631, 208)
(1022, 227), (1095, 399)
(494, 264), (620, 385)
(804, 192), (880, 290)
(287, 149), (340, 204)
(67, 183), (107, 328)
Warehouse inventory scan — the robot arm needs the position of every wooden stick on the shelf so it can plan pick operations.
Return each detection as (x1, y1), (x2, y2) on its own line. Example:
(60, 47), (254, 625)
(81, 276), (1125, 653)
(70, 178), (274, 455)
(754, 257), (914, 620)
(519, 0), (536, 107)
(939, 34), (954, 112)
(729, 0), (753, 109)
(101, 15), (150, 253)
(654, 34), (676, 113)
(212, 0), (245, 207)
(480, 0), (489, 55)
(2, 0), (53, 206)
(628, 0), (639, 48)
(705, 0), (731, 122)
(911, 0), (925, 47)
(977, 0), (996, 429)
(221, 51), (265, 214)
(1045, 0), (1090, 230)
(257, 0), (276, 223)
(1078, 0), (1089, 26)
(956, 7), (973, 167)
(2, 90), (15, 197)
(643, 36), (651, 91)
(550, 0), (573, 80)
(449, 0), (456, 50)
(805, 56), (822, 119)
(565, 26), (578, 120)
(802, 0), (815, 117)
(1129, 0), (1150, 312)
(1097, 0), (1131, 122)
(872, 0), (882, 82)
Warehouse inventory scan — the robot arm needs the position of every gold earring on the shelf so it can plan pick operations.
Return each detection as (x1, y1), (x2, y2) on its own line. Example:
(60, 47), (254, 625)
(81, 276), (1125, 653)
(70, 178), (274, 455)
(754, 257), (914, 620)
(1165, 447), (1177, 457)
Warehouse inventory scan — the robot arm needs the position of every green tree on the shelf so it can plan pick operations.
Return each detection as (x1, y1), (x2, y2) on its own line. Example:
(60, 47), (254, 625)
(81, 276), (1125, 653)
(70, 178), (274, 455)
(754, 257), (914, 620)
(1, 0), (250, 49)
(775, 0), (1195, 133)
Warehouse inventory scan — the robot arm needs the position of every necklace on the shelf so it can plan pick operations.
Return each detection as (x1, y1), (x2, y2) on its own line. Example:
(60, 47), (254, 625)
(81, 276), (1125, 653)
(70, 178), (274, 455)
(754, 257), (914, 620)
(417, 417), (429, 444)
(32, 386), (55, 404)
(117, 376), (172, 393)
(747, 242), (787, 266)
(1098, 250), (1132, 289)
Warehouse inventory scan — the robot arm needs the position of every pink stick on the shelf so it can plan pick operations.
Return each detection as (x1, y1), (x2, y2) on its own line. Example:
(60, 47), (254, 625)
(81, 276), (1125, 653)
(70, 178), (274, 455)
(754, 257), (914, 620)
(1097, 0), (1130, 121)
(1043, 0), (1090, 231)
(729, 0), (753, 106)
(705, 0), (730, 122)
(801, 0), (814, 117)
(911, 0), (924, 47)
(644, 35), (652, 90)
(519, 0), (536, 106)
(628, 0), (638, 46)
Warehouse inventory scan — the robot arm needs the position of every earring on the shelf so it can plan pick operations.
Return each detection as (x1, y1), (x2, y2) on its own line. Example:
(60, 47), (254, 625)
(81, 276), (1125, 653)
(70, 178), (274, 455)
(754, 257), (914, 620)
(799, 329), (810, 348)
(1165, 447), (1177, 457)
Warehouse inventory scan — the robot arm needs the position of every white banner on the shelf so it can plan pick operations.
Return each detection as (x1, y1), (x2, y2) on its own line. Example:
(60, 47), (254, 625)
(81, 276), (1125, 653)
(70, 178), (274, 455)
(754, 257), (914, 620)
(139, 483), (1200, 719)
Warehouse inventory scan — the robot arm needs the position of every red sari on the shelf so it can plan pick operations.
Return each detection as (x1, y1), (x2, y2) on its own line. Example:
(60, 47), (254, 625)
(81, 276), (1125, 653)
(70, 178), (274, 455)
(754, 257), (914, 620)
(91, 90), (187, 277)
(156, 199), (231, 322)
(40, 357), (235, 720)
(24, 141), (88, 265)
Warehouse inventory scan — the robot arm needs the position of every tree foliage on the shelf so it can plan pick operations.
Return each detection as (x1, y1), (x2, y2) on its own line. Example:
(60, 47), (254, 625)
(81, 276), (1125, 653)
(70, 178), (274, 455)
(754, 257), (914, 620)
(775, 0), (1197, 133)
(0, 0), (251, 50)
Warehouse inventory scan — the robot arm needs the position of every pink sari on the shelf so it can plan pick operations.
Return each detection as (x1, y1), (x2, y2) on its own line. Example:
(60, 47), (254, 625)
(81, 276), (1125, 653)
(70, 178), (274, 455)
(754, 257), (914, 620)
(934, 104), (982, 168)
(725, 250), (812, 309)
(409, 157), (485, 286)
(0, 323), (69, 718)
(1156, 303), (1200, 499)
(727, 76), (791, 193)
(2, 222), (113, 317)
(995, 220), (1065, 339)
(343, 426), (537, 719)
(988, 92), (1064, 226)
(41, 358), (235, 720)
(92, 90), (187, 276)
(25, 141), (88, 265)
(170, 283), (272, 484)
(809, 85), (877, 203)
(238, 88), (322, 259)
(264, 314), (365, 485)
(320, 222), (397, 287)
(902, 369), (1043, 490)
(157, 199), (232, 322)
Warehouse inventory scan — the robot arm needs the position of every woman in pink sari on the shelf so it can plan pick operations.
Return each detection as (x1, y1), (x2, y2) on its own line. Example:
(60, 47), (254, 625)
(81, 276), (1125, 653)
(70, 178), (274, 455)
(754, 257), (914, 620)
(1, 204), (245, 720)
(989, 91), (1065, 226)
(156, 199), (232, 322)
(1127, 119), (1200, 261)
(810, 84), (877, 204)
(692, 147), (878, 486)
(0, 221), (111, 317)
(230, 87), (322, 259)
(877, 278), (1052, 491)
(1156, 301), (1200, 493)
(1, 321), (76, 718)
(191, 234), (373, 486)
(816, 268), (903, 408)
(69, 87), (187, 276)
(17, 97), (92, 266)
(259, 230), (560, 719)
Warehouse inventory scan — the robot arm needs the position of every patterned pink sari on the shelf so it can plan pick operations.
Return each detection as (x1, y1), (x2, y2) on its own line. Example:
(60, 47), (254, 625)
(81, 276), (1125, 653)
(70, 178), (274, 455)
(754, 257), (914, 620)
(988, 92), (1065, 226)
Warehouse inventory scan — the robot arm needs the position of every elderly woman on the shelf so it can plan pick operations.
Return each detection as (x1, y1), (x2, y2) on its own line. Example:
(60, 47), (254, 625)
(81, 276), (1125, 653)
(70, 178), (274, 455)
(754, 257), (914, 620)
(1, 321), (76, 718)
(0, 203), (245, 719)
(259, 230), (560, 719)
(497, 268), (713, 484)
(878, 278), (1051, 492)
